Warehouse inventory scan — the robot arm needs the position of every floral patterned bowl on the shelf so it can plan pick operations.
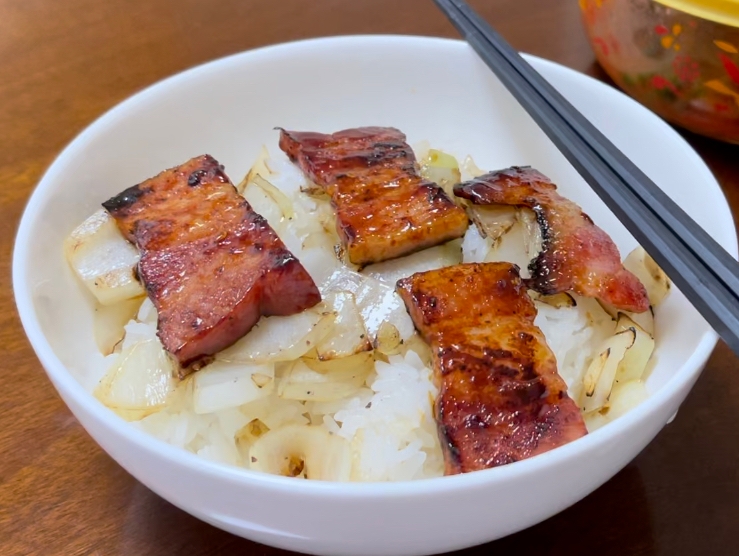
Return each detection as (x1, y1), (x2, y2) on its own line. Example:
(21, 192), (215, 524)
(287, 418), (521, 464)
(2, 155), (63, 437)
(580, 0), (739, 143)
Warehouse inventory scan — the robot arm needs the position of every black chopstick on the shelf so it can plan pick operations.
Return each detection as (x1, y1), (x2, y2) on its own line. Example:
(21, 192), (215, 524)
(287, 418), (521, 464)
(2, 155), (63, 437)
(442, 0), (739, 297)
(434, 0), (739, 355)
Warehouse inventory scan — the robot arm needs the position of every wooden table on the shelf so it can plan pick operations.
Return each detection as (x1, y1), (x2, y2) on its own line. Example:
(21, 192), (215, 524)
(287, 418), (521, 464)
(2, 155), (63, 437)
(2, 0), (738, 554)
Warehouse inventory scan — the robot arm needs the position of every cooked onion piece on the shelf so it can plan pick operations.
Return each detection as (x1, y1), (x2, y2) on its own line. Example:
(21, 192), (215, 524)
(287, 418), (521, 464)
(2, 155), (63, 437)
(375, 321), (402, 356)
(623, 246), (670, 307)
(412, 139), (431, 161)
(322, 268), (415, 341)
(251, 174), (295, 220)
(400, 333), (433, 368)
(461, 154), (486, 181)
(192, 361), (274, 414)
(598, 301), (655, 336)
(240, 396), (309, 431)
(237, 145), (271, 194)
(241, 175), (285, 231)
(314, 291), (371, 360)
(277, 358), (372, 402)
(582, 410), (609, 432)
(469, 205), (518, 242)
(528, 291), (576, 309)
(596, 247), (669, 336)
(361, 240), (462, 286)
(583, 380), (649, 432)
(580, 328), (635, 413)
(615, 313), (655, 383)
(462, 207), (542, 278)
(613, 380), (650, 420)
(94, 339), (176, 420)
(216, 308), (335, 364)
(236, 418), (270, 445)
(64, 209), (145, 305)
(517, 208), (543, 261)
(461, 224), (492, 264)
(303, 350), (375, 372)
(483, 216), (536, 272)
(419, 149), (461, 200)
(235, 418), (270, 461)
(137, 297), (157, 325)
(93, 297), (144, 355)
(610, 379), (649, 418)
(248, 424), (352, 481)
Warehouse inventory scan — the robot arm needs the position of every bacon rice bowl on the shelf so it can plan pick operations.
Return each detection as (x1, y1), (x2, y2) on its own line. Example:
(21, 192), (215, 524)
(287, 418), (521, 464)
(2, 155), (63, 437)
(13, 36), (736, 555)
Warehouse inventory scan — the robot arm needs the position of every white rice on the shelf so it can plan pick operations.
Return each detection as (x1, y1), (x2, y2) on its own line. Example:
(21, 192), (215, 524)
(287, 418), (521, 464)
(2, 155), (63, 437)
(88, 147), (622, 481)
(123, 292), (605, 480)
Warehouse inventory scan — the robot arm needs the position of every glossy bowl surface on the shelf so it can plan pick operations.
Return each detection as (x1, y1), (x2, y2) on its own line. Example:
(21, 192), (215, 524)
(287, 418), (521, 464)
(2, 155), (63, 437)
(13, 35), (738, 556)
(580, 0), (739, 143)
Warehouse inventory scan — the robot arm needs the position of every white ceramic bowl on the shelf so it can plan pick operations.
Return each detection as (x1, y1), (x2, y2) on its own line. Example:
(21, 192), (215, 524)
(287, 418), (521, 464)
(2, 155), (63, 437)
(13, 35), (737, 556)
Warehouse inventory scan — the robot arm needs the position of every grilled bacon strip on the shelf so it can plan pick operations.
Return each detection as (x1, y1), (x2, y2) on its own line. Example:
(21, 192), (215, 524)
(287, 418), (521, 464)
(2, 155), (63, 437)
(397, 263), (587, 474)
(102, 155), (321, 371)
(454, 166), (649, 313)
(278, 127), (469, 266)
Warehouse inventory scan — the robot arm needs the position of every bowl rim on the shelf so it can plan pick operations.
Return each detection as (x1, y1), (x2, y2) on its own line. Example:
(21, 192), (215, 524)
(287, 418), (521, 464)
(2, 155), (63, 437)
(12, 34), (736, 497)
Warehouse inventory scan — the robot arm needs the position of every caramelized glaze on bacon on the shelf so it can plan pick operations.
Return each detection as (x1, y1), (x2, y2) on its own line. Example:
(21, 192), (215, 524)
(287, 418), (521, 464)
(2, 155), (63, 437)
(454, 166), (649, 313)
(397, 263), (587, 474)
(103, 155), (320, 371)
(278, 127), (469, 266)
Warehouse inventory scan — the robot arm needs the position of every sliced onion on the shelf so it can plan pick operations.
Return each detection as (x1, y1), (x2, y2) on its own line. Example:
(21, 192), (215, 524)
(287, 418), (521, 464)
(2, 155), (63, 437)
(248, 424), (352, 481)
(315, 291), (371, 360)
(136, 297), (157, 325)
(580, 328), (635, 413)
(583, 379), (649, 432)
(94, 339), (176, 420)
(517, 208), (542, 261)
(295, 243), (345, 293)
(412, 139), (432, 162)
(529, 291), (576, 308)
(236, 418), (270, 444)
(361, 240), (462, 285)
(483, 217), (535, 272)
(375, 321), (402, 355)
(461, 224), (492, 264)
(583, 409), (609, 432)
(93, 297), (144, 355)
(251, 174), (294, 220)
(242, 180), (284, 230)
(461, 155), (486, 180)
(598, 300), (655, 337)
(614, 313), (655, 383)
(299, 180), (325, 196)
(237, 145), (271, 194)
(235, 418), (270, 461)
(469, 205), (517, 242)
(606, 379), (649, 420)
(192, 361), (274, 414)
(623, 246), (671, 307)
(64, 209), (145, 305)
(401, 333), (433, 368)
(420, 149), (461, 200)
(216, 308), (335, 364)
(277, 358), (372, 402)
(322, 268), (415, 341)
(303, 350), (375, 373)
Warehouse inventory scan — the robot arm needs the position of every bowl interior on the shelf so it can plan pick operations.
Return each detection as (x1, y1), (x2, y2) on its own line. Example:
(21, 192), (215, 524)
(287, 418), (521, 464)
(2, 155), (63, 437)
(14, 35), (737, 478)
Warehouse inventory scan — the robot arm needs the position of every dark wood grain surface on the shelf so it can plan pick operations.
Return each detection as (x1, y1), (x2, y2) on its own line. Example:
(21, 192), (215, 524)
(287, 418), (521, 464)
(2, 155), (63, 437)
(2, 0), (738, 554)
